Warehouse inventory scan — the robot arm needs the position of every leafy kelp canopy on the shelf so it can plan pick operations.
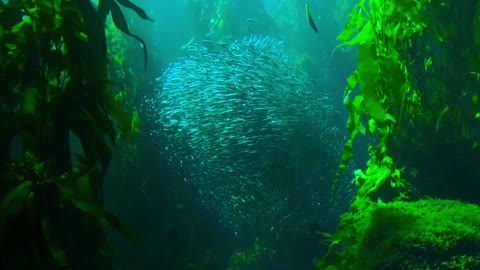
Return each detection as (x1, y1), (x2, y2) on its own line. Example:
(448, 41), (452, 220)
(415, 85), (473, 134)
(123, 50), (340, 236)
(0, 0), (150, 269)
(333, 0), (427, 194)
(320, 0), (480, 268)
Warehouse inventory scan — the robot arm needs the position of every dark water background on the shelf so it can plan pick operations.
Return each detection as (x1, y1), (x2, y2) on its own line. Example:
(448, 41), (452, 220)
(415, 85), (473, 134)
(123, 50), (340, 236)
(102, 0), (366, 269)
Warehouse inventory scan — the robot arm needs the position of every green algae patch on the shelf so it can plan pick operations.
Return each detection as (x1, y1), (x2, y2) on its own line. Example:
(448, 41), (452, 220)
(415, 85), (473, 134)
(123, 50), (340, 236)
(317, 199), (480, 270)
(227, 238), (275, 270)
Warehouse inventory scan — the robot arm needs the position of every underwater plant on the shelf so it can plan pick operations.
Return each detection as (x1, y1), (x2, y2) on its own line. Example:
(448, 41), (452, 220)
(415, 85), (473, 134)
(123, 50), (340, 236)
(227, 238), (275, 270)
(319, 0), (480, 268)
(0, 0), (150, 269)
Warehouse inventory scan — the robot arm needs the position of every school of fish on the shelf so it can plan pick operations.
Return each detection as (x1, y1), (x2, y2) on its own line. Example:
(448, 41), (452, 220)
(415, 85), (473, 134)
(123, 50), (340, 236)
(142, 35), (347, 236)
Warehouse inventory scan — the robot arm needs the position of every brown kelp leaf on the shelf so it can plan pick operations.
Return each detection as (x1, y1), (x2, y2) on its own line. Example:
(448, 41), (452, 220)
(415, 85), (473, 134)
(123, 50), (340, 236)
(41, 217), (67, 267)
(57, 165), (96, 203)
(110, 1), (148, 69)
(69, 199), (143, 243)
(0, 181), (32, 228)
(115, 0), (154, 22)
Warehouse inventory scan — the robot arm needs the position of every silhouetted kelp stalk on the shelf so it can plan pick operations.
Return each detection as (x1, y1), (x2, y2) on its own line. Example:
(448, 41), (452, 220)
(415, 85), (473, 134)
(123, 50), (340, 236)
(0, 0), (151, 268)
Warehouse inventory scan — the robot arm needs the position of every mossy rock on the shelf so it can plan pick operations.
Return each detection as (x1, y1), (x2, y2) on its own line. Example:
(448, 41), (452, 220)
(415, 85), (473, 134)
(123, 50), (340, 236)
(317, 199), (480, 269)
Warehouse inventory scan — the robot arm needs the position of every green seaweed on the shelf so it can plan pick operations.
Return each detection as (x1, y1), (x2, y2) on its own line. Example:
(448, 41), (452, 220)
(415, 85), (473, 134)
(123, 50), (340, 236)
(323, 0), (480, 269)
(317, 199), (480, 269)
(0, 0), (151, 268)
(333, 0), (427, 190)
(227, 238), (275, 270)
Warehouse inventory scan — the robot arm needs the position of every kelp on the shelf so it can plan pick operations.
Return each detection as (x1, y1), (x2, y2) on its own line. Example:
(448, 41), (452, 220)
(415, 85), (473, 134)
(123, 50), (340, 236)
(110, 0), (148, 69)
(0, 152), (142, 267)
(333, 0), (428, 192)
(0, 0), (151, 269)
(321, 0), (480, 268)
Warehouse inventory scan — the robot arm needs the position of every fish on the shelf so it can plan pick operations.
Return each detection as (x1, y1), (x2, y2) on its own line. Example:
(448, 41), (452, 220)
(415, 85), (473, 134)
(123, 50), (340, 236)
(180, 36), (195, 51)
(141, 35), (345, 237)
(305, 0), (319, 33)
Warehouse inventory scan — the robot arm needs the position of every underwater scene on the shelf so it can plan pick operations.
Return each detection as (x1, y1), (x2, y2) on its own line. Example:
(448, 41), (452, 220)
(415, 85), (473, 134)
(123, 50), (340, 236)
(2, 0), (480, 269)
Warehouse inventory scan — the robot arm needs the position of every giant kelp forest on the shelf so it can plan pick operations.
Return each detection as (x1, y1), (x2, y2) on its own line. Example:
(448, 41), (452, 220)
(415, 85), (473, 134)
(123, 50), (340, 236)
(2, 0), (480, 270)
(0, 0), (147, 269)
(317, 0), (480, 269)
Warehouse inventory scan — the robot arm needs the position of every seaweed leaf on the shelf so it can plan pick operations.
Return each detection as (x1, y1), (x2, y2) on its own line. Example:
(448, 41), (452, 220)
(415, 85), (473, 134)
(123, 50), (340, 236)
(332, 21), (374, 56)
(337, 27), (356, 42)
(69, 199), (143, 243)
(41, 217), (67, 266)
(0, 181), (32, 228)
(115, 0), (154, 22)
(357, 43), (384, 123)
(58, 166), (96, 203)
(69, 105), (114, 174)
(333, 139), (354, 191)
(110, 1), (148, 69)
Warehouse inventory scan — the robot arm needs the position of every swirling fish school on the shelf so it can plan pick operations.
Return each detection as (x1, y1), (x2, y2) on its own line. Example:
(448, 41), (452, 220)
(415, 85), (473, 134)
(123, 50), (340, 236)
(142, 35), (343, 236)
